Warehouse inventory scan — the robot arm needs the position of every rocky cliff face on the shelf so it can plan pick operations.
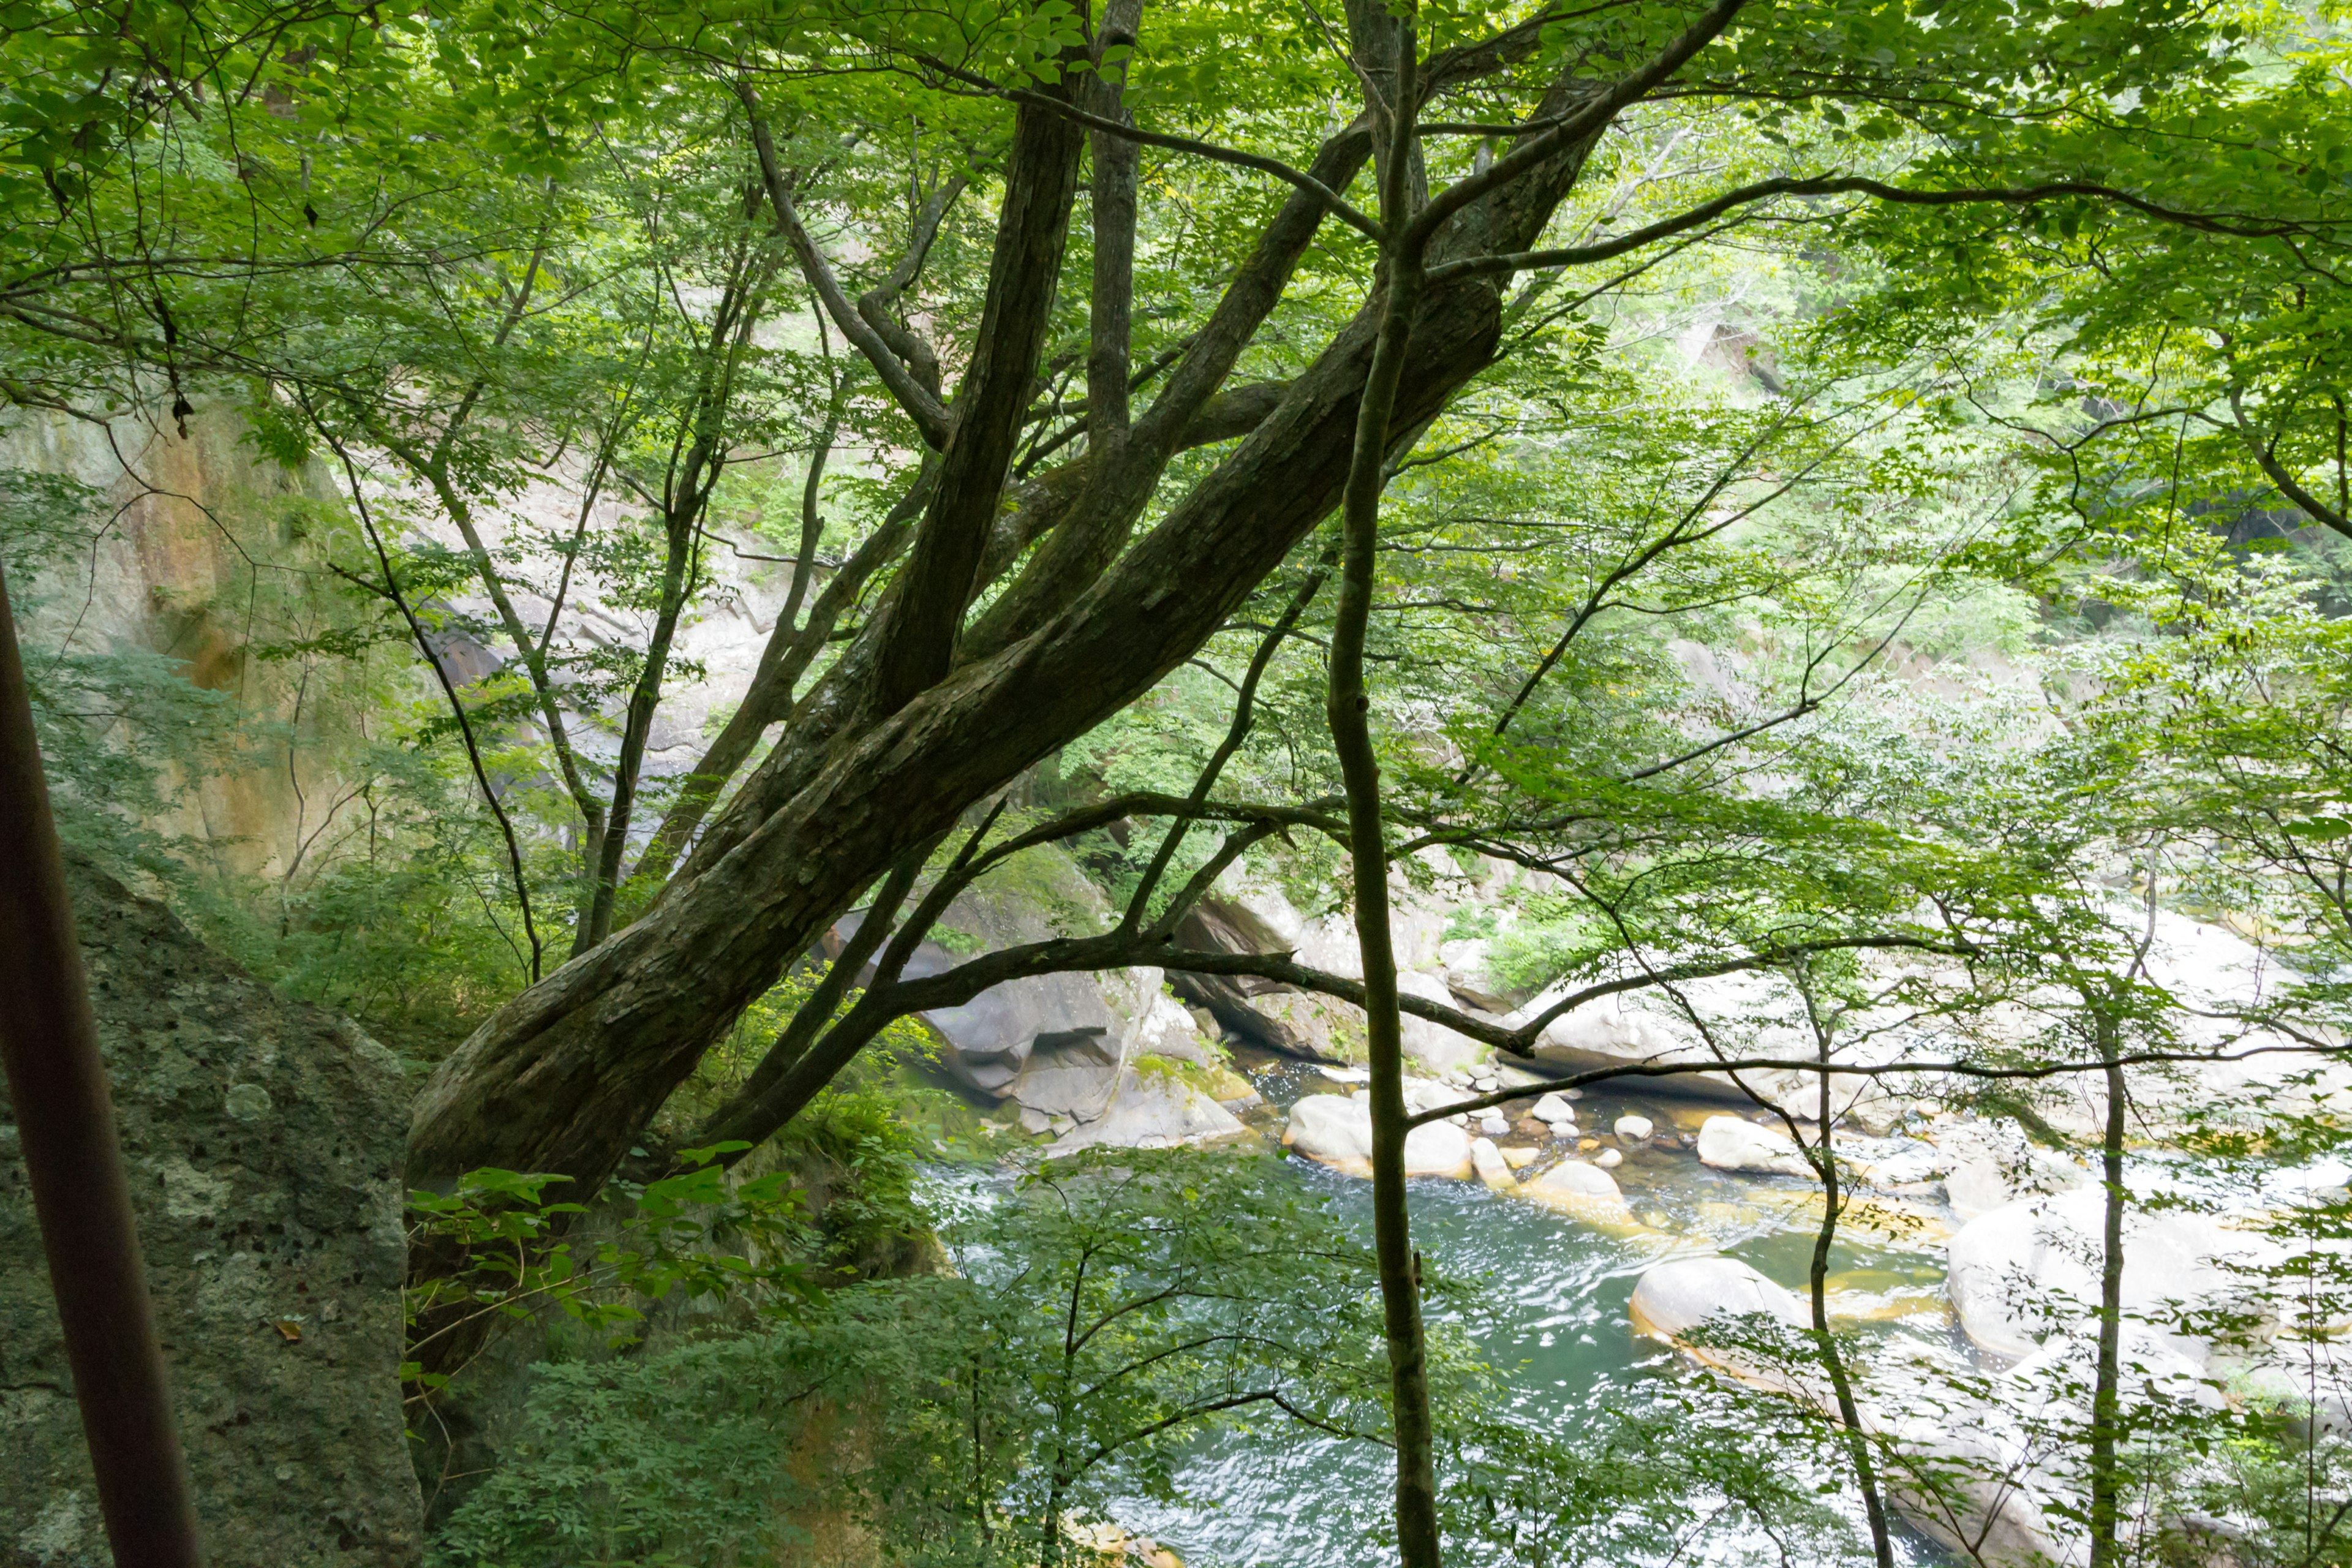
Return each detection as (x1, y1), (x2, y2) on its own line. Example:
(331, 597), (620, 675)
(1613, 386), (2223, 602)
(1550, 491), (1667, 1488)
(3, 409), (381, 881)
(1, 856), (421, 1567)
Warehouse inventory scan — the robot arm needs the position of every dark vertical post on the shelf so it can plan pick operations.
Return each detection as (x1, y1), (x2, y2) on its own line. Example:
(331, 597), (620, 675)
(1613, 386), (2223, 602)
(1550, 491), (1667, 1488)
(0, 559), (205, 1566)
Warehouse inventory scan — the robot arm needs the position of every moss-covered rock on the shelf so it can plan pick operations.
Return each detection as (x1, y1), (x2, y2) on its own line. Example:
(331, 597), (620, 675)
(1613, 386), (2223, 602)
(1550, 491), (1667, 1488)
(1, 856), (420, 1566)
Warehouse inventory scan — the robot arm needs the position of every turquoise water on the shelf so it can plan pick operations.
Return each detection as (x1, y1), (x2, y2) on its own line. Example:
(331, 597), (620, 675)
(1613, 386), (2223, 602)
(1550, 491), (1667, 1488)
(1107, 1056), (1956, 1567)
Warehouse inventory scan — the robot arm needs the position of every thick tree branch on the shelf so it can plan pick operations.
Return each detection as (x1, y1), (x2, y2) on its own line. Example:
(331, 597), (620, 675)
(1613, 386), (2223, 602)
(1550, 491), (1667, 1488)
(1430, 174), (2352, 283)
(630, 461), (938, 888)
(736, 81), (956, 449)
(856, 174), (968, 399)
(871, 57), (1091, 714)
(1406, 0), (1749, 251)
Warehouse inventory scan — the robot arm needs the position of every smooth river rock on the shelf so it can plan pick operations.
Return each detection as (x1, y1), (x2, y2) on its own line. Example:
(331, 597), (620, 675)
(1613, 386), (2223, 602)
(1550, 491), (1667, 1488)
(1630, 1256), (1807, 1340)
(1696, 1115), (1812, 1177)
(1520, 1159), (1633, 1224)
(1628, 1256), (1812, 1394)
(1946, 1184), (2262, 1362)
(1281, 1096), (1475, 1180)
(1934, 1120), (2089, 1220)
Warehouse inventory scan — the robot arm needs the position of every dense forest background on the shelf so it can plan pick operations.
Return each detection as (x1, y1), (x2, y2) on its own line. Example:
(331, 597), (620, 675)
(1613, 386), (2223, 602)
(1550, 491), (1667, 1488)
(7, 0), (2352, 1563)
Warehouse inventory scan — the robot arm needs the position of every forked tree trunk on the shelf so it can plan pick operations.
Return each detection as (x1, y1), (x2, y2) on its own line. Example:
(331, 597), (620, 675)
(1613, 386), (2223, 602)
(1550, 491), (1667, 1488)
(405, 68), (1604, 1213)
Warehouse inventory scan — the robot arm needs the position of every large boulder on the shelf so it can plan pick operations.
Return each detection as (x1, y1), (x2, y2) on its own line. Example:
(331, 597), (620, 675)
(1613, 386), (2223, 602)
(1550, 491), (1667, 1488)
(841, 855), (1251, 1149)
(1630, 1257), (2071, 1564)
(1628, 1256), (1807, 1391)
(1841, 1135), (1943, 1189)
(1438, 936), (1520, 1012)
(1166, 873), (1477, 1068)
(1403, 1119), (1476, 1180)
(1696, 1115), (1812, 1178)
(1280, 1096), (1474, 1180)
(1934, 1120), (2088, 1220)
(1011, 997), (1245, 1153)
(862, 860), (1164, 1098)
(1166, 899), (1353, 1060)
(1630, 1256), (1806, 1340)
(2, 857), (420, 1566)
(1520, 1159), (1633, 1225)
(1946, 1185), (2264, 1363)
(1283, 1095), (1374, 1174)
(1046, 1065), (1244, 1155)
(1857, 1349), (2073, 1568)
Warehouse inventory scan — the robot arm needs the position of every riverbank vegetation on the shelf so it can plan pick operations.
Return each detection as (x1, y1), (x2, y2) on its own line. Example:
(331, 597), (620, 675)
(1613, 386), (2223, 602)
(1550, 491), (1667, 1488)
(7, 0), (2352, 1561)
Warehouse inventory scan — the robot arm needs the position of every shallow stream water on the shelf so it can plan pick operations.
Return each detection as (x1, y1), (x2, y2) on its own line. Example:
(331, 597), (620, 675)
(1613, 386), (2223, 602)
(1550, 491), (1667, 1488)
(1107, 1050), (1961, 1567)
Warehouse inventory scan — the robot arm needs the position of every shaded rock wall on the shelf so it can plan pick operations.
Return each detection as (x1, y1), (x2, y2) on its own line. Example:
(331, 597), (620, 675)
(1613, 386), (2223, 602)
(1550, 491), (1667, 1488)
(2, 855), (421, 1566)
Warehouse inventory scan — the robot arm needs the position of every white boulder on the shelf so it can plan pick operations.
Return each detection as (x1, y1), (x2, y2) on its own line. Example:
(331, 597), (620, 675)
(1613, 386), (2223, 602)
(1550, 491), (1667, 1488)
(1531, 1093), (1575, 1125)
(1280, 1095), (1474, 1180)
(1946, 1184), (2265, 1362)
(1596, 1148), (1623, 1169)
(1696, 1115), (1812, 1177)
(1842, 1136), (1943, 1189)
(1404, 1119), (1476, 1179)
(1935, 1120), (2087, 1219)
(1283, 1095), (1373, 1175)
(1469, 1137), (1516, 1191)
(1630, 1256), (1806, 1340)
(1614, 1114), (1654, 1142)
(1521, 1159), (1632, 1224)
(1629, 1256), (1811, 1393)
(1047, 1066), (1243, 1155)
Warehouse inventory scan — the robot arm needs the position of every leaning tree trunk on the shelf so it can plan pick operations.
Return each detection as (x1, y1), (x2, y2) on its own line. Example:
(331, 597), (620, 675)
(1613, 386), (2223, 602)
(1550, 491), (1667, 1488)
(404, 75), (1603, 1212)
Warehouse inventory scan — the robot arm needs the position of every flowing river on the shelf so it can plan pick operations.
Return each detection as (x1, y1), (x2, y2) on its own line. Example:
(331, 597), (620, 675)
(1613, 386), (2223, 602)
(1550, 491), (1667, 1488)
(1106, 1049), (1960, 1568)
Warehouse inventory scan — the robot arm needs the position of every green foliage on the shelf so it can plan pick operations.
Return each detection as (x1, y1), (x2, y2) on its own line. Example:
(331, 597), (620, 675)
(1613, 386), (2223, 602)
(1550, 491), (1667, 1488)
(12, 0), (2352, 1561)
(427, 1148), (1408, 1567)
(403, 1150), (822, 1400)
(425, 1274), (1010, 1568)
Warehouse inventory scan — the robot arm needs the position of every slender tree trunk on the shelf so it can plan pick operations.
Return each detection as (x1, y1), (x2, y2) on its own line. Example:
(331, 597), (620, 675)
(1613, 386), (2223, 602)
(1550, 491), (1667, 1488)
(576, 512), (698, 952)
(2087, 1012), (2129, 1568)
(413, 466), (611, 885)
(1803, 1027), (1895, 1568)
(578, 252), (773, 951)
(1327, 15), (1443, 1565)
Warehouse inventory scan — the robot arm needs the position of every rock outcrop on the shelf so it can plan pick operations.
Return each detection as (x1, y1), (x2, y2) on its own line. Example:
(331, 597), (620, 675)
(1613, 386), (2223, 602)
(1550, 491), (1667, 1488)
(1166, 870), (1502, 1074)
(839, 853), (1248, 1150)
(1, 856), (421, 1567)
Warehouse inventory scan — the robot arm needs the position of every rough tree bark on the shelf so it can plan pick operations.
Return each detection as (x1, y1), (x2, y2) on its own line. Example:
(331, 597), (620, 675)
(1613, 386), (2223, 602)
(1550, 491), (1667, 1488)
(404, 21), (1618, 1208)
